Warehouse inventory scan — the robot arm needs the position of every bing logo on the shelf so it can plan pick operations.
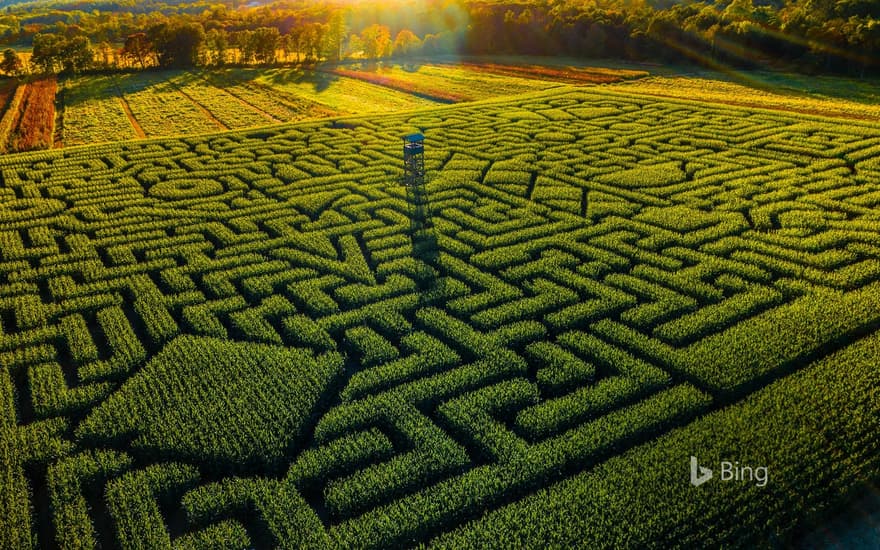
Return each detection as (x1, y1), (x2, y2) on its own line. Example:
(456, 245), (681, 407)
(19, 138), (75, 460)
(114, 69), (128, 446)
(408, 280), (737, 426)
(690, 456), (768, 487)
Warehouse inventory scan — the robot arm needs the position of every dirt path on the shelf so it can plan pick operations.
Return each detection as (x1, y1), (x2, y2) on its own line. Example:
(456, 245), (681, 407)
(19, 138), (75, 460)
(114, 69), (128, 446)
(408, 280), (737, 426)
(224, 90), (279, 123)
(168, 80), (228, 131)
(53, 100), (63, 148)
(198, 74), (280, 124)
(112, 81), (147, 139)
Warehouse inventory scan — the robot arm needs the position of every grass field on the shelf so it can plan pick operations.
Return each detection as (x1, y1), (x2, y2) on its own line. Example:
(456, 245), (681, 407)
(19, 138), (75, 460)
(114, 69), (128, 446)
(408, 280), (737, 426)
(250, 67), (442, 113)
(608, 75), (880, 120)
(326, 62), (569, 102)
(0, 82), (878, 548)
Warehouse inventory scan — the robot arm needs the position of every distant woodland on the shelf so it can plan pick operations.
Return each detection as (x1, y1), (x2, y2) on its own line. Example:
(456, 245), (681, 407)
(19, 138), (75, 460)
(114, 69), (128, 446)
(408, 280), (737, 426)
(0, 0), (876, 76)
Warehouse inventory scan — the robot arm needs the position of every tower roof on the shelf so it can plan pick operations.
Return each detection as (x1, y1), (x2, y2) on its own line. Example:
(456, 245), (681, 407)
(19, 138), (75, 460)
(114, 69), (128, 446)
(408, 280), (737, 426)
(403, 133), (424, 143)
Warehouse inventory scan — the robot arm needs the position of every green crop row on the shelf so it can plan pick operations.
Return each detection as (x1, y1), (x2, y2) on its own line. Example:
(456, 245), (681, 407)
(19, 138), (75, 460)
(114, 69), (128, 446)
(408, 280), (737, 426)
(470, 278), (579, 330)
(105, 462), (200, 550)
(203, 72), (333, 123)
(47, 449), (132, 550)
(432, 330), (880, 549)
(330, 384), (710, 549)
(187, 476), (256, 523)
(321, 400), (470, 521)
(287, 428), (395, 493)
(134, 299), (179, 346)
(29, 362), (112, 419)
(630, 263), (725, 302)
(345, 325), (399, 369)
(181, 296), (247, 338)
(607, 273), (698, 329)
(438, 379), (538, 463)
(525, 341), (595, 395)
(317, 293), (423, 335)
(673, 280), (880, 394)
(168, 75), (270, 129)
(287, 275), (344, 316)
(172, 520), (251, 550)
(227, 295), (293, 344)
(334, 273), (417, 308)
(341, 331), (459, 401)
(119, 74), (221, 137)
(415, 307), (503, 359)
(443, 254), (522, 315)
(282, 314), (336, 351)
(487, 320), (546, 349)
(590, 230), (684, 271)
(653, 284), (784, 345)
(78, 306), (146, 382)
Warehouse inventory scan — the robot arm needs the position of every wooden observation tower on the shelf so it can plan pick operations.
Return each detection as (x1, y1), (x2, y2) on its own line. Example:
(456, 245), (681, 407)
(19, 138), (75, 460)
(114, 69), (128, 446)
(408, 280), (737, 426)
(402, 132), (432, 231)
(403, 133), (425, 188)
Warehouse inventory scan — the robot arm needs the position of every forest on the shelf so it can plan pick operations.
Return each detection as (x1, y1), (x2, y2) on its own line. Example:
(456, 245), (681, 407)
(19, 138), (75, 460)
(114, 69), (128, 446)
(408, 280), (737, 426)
(0, 0), (875, 77)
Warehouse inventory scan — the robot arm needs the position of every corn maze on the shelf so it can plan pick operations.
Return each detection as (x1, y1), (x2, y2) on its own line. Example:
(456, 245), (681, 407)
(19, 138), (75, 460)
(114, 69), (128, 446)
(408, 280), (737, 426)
(1, 87), (879, 548)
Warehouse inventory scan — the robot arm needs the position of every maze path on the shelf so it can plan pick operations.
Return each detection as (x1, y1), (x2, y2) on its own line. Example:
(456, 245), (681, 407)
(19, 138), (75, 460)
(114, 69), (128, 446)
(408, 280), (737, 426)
(0, 87), (878, 548)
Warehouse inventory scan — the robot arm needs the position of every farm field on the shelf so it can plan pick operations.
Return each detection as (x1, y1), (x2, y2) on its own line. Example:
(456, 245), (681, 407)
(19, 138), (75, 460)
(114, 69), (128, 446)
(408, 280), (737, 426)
(58, 70), (342, 147)
(0, 77), (57, 153)
(49, 62), (597, 150)
(0, 84), (878, 548)
(607, 75), (880, 121)
(52, 60), (873, 158)
(325, 62), (570, 102)
(47, 62), (880, 155)
(59, 75), (140, 146)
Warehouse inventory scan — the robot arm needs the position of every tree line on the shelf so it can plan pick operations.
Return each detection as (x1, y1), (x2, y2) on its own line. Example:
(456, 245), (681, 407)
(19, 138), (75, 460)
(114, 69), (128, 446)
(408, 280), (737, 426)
(0, 0), (876, 77)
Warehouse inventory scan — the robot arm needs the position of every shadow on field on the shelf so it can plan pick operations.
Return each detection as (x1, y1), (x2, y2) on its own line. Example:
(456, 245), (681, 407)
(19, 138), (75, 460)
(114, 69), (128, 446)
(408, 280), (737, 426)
(261, 68), (340, 93)
(61, 71), (179, 108)
(405, 181), (444, 302)
(173, 71), (204, 87)
(114, 70), (185, 94)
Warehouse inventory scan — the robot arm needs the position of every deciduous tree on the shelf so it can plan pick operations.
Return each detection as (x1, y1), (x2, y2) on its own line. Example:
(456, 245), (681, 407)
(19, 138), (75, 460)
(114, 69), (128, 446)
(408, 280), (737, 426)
(392, 29), (421, 58)
(31, 33), (63, 74)
(61, 35), (94, 74)
(326, 10), (348, 61)
(122, 33), (153, 69)
(252, 27), (280, 64)
(0, 48), (22, 75)
(360, 24), (391, 59)
(149, 22), (205, 69)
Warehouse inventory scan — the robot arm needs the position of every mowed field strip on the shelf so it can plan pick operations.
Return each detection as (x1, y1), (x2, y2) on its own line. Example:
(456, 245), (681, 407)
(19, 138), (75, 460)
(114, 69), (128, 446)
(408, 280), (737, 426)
(607, 75), (880, 121)
(0, 85), (878, 548)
